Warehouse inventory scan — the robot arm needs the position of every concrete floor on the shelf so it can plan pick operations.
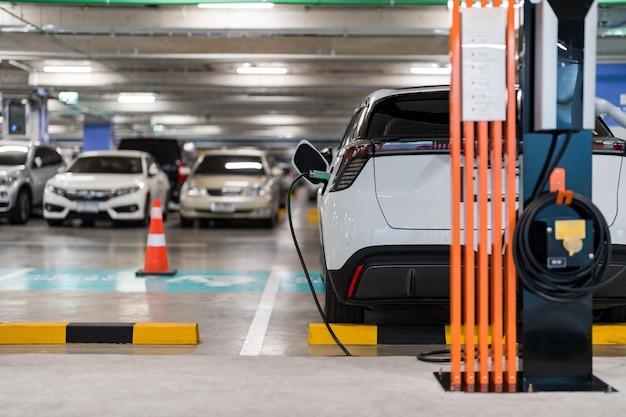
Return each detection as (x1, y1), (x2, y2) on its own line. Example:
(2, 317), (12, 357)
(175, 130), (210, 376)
(1, 192), (626, 416)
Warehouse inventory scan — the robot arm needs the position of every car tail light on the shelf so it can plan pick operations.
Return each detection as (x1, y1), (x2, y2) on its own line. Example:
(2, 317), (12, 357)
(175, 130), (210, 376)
(347, 264), (364, 298)
(593, 140), (625, 153)
(328, 144), (373, 192)
(177, 159), (190, 184)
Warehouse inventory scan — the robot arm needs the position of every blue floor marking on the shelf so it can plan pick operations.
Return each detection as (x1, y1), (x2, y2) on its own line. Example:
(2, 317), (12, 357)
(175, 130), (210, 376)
(0, 269), (323, 293)
(279, 271), (324, 293)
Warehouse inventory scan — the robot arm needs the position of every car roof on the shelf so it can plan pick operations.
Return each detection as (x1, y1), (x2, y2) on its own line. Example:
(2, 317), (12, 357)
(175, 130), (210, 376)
(364, 85), (449, 105)
(77, 150), (150, 159)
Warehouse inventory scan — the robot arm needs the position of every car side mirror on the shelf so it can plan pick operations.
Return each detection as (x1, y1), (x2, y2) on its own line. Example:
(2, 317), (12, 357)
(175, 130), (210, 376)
(292, 140), (329, 185)
(270, 166), (283, 177)
(148, 163), (160, 177)
(33, 156), (43, 168)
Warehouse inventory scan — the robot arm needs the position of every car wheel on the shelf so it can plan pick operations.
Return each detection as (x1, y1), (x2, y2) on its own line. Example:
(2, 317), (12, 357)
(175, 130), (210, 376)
(180, 217), (194, 228)
(8, 189), (31, 225)
(46, 219), (63, 227)
(600, 306), (626, 322)
(162, 198), (169, 222)
(139, 196), (151, 227)
(263, 211), (278, 228)
(323, 270), (365, 324)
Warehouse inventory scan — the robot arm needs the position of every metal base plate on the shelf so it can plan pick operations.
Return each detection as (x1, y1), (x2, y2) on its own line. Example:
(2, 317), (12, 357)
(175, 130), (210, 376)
(435, 372), (617, 393)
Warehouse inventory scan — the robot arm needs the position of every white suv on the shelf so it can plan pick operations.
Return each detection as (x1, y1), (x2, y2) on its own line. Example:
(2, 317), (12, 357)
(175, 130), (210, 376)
(294, 86), (626, 323)
(0, 141), (66, 224)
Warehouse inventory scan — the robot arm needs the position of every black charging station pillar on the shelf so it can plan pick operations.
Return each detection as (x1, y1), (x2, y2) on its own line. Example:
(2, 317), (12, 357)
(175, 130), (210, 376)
(519, 0), (610, 391)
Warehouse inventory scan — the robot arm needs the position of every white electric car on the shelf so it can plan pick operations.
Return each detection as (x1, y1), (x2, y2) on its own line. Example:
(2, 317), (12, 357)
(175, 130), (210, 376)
(294, 86), (626, 323)
(43, 150), (170, 226)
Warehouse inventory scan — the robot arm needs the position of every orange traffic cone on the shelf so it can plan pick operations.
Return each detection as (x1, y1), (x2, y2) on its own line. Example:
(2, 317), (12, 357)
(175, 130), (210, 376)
(136, 199), (177, 276)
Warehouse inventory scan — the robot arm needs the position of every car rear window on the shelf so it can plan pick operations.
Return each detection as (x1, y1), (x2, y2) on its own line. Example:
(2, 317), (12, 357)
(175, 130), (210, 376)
(365, 91), (616, 142)
(118, 139), (181, 166)
(195, 155), (265, 176)
(366, 94), (450, 139)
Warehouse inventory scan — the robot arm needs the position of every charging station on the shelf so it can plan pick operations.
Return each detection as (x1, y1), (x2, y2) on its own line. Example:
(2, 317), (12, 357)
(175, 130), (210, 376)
(2, 94), (50, 143)
(517, 0), (614, 392)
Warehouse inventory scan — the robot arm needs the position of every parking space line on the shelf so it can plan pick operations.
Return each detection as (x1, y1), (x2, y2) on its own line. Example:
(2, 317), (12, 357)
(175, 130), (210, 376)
(0, 268), (33, 282)
(239, 268), (283, 356)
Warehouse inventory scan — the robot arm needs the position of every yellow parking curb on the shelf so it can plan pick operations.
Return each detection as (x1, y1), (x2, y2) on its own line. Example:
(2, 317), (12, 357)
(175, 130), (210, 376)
(133, 322), (199, 345)
(0, 322), (199, 345)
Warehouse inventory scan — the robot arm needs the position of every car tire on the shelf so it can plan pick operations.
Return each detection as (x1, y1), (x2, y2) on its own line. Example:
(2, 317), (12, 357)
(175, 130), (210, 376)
(263, 211), (278, 228)
(162, 198), (169, 222)
(600, 306), (626, 322)
(180, 217), (194, 228)
(318, 220), (365, 323)
(8, 189), (31, 225)
(323, 272), (365, 324)
(139, 196), (151, 227)
(46, 219), (63, 227)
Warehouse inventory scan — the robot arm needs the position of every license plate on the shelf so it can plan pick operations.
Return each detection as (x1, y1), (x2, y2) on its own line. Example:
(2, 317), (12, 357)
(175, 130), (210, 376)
(210, 202), (236, 213)
(76, 201), (99, 213)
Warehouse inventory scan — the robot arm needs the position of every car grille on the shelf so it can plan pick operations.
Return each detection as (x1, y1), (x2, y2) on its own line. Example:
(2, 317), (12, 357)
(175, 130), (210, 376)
(206, 188), (242, 196)
(63, 189), (114, 201)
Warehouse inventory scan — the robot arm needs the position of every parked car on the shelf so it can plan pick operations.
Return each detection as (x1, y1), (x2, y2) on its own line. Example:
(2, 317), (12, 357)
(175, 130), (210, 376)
(293, 85), (626, 323)
(43, 150), (170, 226)
(117, 137), (198, 204)
(179, 148), (281, 228)
(274, 162), (298, 207)
(0, 141), (66, 225)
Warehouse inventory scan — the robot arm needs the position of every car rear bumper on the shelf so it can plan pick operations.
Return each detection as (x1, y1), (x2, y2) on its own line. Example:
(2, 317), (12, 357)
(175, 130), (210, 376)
(327, 245), (451, 307)
(327, 244), (626, 309)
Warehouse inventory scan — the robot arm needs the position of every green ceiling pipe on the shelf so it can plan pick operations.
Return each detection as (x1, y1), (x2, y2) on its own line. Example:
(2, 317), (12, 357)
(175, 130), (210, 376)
(2, 0), (625, 5)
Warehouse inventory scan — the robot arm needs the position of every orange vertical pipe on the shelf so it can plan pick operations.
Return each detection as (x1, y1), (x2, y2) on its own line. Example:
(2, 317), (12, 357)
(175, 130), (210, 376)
(449, 0), (463, 392)
(504, 0), (518, 392)
(463, 0), (475, 392)
(491, 120), (504, 392)
(477, 120), (489, 392)
(491, 0), (504, 393)
(463, 120), (476, 391)
(477, 0), (490, 392)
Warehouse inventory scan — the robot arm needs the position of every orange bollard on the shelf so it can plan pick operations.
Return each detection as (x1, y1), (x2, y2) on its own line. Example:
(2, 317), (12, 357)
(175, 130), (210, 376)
(136, 199), (177, 276)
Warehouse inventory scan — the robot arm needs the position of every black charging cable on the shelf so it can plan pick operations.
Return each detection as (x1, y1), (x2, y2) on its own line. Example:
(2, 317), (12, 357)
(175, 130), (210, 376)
(286, 172), (352, 356)
(514, 130), (626, 302)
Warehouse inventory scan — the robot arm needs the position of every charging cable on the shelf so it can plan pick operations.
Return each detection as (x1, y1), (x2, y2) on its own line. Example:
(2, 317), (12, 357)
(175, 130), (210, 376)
(514, 130), (625, 302)
(287, 172), (352, 356)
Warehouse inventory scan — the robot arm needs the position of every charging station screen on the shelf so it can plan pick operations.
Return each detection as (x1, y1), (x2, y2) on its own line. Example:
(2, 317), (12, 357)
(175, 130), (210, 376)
(8, 102), (26, 135)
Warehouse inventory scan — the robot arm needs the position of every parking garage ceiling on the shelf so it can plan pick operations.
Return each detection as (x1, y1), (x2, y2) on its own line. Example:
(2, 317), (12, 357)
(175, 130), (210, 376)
(1, 0), (626, 148)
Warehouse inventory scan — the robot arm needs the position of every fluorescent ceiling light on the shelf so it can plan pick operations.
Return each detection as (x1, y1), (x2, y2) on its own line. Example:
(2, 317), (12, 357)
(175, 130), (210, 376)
(198, 2), (274, 8)
(236, 66), (287, 75)
(410, 65), (451, 75)
(118, 93), (156, 104)
(43, 65), (92, 73)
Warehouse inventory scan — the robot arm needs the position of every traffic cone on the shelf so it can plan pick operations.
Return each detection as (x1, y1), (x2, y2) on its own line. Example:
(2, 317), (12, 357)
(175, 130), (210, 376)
(136, 199), (177, 276)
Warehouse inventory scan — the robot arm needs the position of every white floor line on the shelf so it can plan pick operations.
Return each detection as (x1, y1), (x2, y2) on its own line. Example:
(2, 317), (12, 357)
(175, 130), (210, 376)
(0, 268), (34, 282)
(239, 268), (283, 356)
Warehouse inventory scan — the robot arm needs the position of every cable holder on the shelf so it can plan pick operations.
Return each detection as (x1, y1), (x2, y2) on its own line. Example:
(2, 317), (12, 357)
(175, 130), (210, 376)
(513, 172), (616, 303)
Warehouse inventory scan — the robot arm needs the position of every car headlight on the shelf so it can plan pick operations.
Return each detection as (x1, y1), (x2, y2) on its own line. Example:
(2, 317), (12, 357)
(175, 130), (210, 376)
(112, 185), (141, 197)
(0, 176), (17, 186)
(46, 184), (66, 197)
(247, 184), (269, 196)
(182, 184), (204, 196)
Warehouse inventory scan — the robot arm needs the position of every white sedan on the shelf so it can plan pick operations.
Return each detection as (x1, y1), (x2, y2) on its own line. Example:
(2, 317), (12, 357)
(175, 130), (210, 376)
(43, 150), (170, 227)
